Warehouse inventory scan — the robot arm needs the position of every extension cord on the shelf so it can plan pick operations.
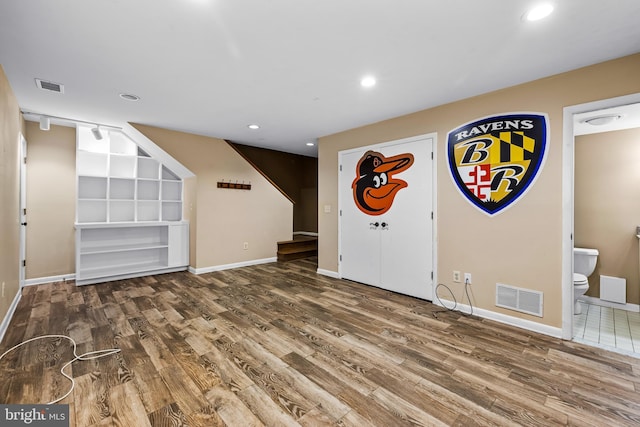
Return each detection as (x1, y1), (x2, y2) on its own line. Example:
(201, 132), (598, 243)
(0, 334), (121, 404)
(434, 279), (474, 317)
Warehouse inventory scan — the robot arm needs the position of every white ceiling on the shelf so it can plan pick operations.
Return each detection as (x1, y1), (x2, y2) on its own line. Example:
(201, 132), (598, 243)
(1, 1), (640, 157)
(574, 102), (640, 136)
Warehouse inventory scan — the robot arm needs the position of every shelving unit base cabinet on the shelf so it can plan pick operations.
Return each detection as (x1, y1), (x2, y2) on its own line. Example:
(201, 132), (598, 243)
(75, 222), (189, 286)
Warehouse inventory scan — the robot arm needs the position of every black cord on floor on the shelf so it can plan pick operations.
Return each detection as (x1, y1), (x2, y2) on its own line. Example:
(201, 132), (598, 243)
(433, 279), (474, 319)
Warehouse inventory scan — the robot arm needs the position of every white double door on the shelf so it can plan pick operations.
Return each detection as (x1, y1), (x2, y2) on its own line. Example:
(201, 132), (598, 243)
(339, 135), (433, 300)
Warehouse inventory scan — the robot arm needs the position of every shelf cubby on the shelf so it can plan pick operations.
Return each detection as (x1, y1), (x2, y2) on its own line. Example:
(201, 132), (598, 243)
(162, 202), (182, 221)
(138, 157), (160, 179)
(162, 165), (180, 181)
(162, 180), (182, 201)
(77, 200), (108, 223)
(110, 132), (137, 155)
(78, 176), (107, 199)
(77, 151), (108, 177)
(109, 200), (135, 222)
(109, 155), (136, 178)
(109, 178), (135, 200)
(137, 180), (160, 200)
(137, 200), (160, 221)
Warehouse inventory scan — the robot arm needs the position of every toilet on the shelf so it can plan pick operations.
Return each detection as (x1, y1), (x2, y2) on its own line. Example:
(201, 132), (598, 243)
(573, 247), (599, 314)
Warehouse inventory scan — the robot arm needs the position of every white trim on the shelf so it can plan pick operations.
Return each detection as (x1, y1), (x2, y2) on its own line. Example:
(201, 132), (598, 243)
(76, 267), (186, 286)
(436, 299), (562, 338)
(317, 268), (339, 279)
(0, 289), (22, 345)
(24, 274), (76, 287)
(190, 257), (276, 275)
(579, 295), (640, 313)
(120, 123), (195, 179)
(562, 92), (640, 340)
(293, 231), (318, 237)
(19, 133), (27, 289)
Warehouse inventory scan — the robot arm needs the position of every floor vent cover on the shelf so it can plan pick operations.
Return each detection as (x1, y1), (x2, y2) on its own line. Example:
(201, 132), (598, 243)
(496, 283), (543, 317)
(35, 78), (64, 93)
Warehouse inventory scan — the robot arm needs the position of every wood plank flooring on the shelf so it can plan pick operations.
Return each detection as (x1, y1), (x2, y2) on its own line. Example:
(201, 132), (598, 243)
(1, 257), (640, 426)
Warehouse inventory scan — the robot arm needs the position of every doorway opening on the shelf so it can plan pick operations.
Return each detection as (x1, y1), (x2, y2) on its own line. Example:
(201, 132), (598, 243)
(563, 93), (640, 356)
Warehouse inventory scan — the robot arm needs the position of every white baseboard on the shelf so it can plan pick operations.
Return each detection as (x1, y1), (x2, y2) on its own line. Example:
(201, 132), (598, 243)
(317, 268), (339, 279)
(24, 273), (75, 287)
(190, 257), (277, 275)
(436, 298), (562, 338)
(579, 295), (640, 312)
(0, 289), (22, 345)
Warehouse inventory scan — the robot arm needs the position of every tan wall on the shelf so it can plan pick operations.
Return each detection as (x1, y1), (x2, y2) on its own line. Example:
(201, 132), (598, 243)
(183, 176), (198, 267)
(319, 53), (640, 328)
(24, 122), (76, 279)
(133, 124), (293, 268)
(575, 127), (640, 304)
(0, 65), (22, 329)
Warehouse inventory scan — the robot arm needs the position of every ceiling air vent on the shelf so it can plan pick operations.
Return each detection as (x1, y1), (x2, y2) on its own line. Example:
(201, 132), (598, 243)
(496, 283), (543, 317)
(35, 78), (64, 94)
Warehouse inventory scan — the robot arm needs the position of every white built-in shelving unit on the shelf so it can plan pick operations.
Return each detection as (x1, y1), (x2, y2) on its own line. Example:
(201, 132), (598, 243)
(75, 126), (188, 286)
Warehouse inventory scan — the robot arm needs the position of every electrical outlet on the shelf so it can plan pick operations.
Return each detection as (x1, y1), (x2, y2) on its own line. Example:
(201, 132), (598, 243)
(453, 271), (461, 283)
(243, 242), (249, 250)
(464, 273), (472, 284)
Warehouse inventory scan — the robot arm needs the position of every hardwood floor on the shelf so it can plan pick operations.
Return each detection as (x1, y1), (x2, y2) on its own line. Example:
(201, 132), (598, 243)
(1, 257), (640, 426)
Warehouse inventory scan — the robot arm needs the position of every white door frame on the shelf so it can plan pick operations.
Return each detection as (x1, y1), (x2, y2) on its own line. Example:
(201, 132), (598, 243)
(338, 132), (438, 299)
(562, 92), (640, 340)
(18, 133), (27, 288)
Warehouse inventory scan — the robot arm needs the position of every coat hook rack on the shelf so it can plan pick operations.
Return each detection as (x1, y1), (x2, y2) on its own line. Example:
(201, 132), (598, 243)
(217, 179), (251, 190)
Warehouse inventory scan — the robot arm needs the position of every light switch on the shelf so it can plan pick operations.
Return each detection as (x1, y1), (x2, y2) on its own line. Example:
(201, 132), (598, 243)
(324, 205), (331, 213)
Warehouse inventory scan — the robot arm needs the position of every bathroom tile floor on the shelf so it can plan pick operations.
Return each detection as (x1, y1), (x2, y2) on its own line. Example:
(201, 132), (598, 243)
(573, 300), (640, 357)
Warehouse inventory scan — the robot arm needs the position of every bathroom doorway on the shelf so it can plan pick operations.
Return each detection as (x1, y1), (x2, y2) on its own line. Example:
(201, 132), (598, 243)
(563, 93), (640, 355)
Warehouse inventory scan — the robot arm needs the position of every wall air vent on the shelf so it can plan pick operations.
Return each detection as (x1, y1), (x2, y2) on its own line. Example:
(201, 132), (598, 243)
(35, 78), (64, 93)
(496, 283), (543, 317)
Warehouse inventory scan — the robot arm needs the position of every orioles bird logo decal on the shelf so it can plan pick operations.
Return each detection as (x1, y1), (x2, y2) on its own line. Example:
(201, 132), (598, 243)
(352, 150), (414, 215)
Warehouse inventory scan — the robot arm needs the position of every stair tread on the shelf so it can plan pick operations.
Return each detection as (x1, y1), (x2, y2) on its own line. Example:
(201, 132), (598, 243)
(278, 244), (317, 253)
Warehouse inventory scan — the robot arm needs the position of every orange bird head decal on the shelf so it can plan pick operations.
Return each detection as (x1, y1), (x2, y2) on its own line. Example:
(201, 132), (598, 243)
(351, 150), (414, 215)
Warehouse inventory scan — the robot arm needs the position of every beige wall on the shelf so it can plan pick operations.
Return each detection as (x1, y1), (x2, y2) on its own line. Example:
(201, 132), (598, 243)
(0, 65), (22, 329)
(575, 127), (640, 304)
(133, 124), (293, 268)
(319, 53), (640, 328)
(24, 122), (76, 279)
(183, 176), (198, 267)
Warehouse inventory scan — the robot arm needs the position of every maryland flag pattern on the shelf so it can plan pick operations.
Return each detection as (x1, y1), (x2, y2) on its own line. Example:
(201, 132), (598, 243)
(446, 113), (548, 216)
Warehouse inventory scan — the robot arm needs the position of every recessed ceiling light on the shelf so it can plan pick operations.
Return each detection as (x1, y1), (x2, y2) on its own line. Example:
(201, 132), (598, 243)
(583, 114), (622, 126)
(119, 93), (140, 101)
(248, 124), (260, 130)
(360, 75), (376, 88)
(306, 142), (315, 147)
(523, 3), (554, 21)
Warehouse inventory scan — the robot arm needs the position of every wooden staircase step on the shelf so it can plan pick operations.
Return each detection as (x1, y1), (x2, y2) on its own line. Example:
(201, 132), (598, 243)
(277, 236), (318, 262)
